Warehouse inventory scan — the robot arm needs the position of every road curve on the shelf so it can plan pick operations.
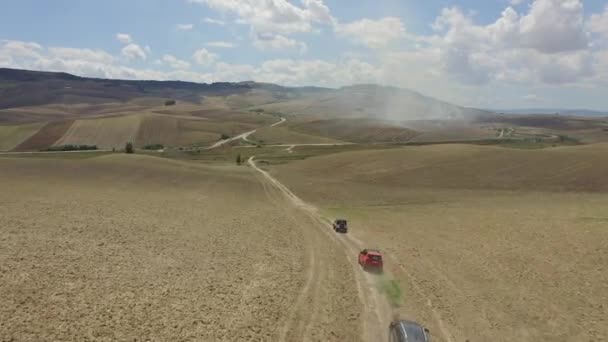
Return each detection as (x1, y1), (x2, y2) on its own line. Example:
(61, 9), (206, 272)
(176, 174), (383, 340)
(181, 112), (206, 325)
(270, 117), (287, 127)
(205, 116), (286, 150)
(248, 156), (391, 341)
(234, 142), (355, 149)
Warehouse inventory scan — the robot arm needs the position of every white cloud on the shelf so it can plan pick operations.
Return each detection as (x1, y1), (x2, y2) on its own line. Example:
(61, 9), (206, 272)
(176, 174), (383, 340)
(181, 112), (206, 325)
(0, 40), (163, 80)
(176, 24), (194, 31)
(3, 0), (608, 109)
(402, 1), (598, 87)
(252, 32), (307, 53)
(522, 94), (541, 102)
(0, 40), (42, 60)
(518, 0), (588, 53)
(0, 39), (375, 87)
(206, 41), (237, 48)
(203, 17), (225, 25)
(192, 48), (218, 66)
(192, 0), (334, 54)
(48, 47), (114, 64)
(589, 5), (608, 35)
(191, 0), (333, 35)
(213, 61), (257, 81)
(162, 54), (191, 70)
(116, 33), (133, 44)
(209, 58), (379, 86)
(121, 43), (147, 60)
(510, 0), (525, 5)
(335, 17), (406, 49)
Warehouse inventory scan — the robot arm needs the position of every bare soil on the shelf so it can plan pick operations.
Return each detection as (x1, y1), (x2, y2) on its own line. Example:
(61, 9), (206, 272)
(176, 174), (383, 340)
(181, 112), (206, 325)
(0, 154), (364, 341)
(271, 144), (608, 342)
(14, 120), (74, 151)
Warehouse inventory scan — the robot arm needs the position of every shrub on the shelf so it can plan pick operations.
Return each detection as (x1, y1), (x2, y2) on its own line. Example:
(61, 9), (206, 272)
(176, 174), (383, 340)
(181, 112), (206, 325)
(220, 134), (230, 140)
(236, 153), (242, 165)
(143, 143), (164, 150)
(379, 279), (403, 308)
(164, 99), (176, 106)
(44, 144), (97, 152)
(125, 142), (134, 154)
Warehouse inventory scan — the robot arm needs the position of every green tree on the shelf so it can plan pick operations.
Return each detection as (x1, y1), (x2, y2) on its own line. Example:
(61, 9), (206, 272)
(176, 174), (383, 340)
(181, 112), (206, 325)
(125, 142), (134, 154)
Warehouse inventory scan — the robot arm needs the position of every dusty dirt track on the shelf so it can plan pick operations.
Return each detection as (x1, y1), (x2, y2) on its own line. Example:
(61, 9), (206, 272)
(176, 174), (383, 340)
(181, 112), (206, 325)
(249, 156), (392, 342)
(0, 155), (365, 341)
(271, 144), (608, 342)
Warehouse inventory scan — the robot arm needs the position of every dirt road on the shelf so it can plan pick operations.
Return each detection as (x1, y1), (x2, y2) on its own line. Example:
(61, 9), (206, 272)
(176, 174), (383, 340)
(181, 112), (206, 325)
(204, 129), (258, 149)
(270, 117), (286, 127)
(205, 117), (286, 149)
(248, 156), (392, 342)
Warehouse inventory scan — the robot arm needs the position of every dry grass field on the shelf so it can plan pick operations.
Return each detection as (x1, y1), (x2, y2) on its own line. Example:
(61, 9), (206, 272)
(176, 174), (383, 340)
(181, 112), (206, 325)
(250, 125), (343, 145)
(0, 101), (280, 150)
(135, 113), (233, 147)
(4, 68), (608, 341)
(0, 122), (45, 151)
(55, 114), (142, 149)
(290, 119), (419, 143)
(270, 144), (608, 342)
(0, 154), (364, 341)
(14, 120), (75, 151)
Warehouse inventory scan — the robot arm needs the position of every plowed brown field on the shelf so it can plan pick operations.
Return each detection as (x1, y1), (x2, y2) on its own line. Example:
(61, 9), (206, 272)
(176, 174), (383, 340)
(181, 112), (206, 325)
(14, 120), (74, 151)
(0, 154), (366, 341)
(271, 144), (608, 342)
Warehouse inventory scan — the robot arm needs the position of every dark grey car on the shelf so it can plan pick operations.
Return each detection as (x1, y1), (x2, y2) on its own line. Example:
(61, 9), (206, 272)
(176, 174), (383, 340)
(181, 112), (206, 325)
(389, 320), (431, 342)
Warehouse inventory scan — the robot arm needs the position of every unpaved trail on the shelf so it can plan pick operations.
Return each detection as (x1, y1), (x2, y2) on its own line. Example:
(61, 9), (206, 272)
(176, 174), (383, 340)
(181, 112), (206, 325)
(270, 117), (287, 127)
(234, 142), (355, 149)
(248, 156), (392, 341)
(205, 117), (286, 149)
(204, 129), (258, 149)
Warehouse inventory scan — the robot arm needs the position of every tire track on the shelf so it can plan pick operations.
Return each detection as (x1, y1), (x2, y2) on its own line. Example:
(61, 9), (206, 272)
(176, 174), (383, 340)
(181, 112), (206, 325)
(254, 171), (321, 342)
(248, 156), (389, 341)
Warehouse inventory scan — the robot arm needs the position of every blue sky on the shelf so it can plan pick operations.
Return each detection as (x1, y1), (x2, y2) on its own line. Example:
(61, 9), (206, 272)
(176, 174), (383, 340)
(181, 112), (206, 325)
(1, 0), (608, 109)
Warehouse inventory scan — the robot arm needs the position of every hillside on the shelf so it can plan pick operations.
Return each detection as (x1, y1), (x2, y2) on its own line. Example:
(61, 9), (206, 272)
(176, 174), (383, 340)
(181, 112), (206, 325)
(273, 143), (608, 195)
(5, 67), (608, 150)
(268, 144), (608, 341)
(495, 108), (608, 116)
(255, 84), (490, 121)
(0, 68), (254, 109)
(0, 68), (487, 122)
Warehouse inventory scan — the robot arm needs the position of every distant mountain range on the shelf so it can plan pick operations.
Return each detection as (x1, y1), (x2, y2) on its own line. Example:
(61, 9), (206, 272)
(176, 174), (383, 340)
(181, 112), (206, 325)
(492, 108), (608, 116)
(0, 68), (488, 121)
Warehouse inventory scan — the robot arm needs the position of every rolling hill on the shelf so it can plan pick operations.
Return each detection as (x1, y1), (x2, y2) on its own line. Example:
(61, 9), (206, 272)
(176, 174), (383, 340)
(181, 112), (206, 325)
(0, 68), (488, 122)
(254, 84), (490, 121)
(4, 67), (608, 150)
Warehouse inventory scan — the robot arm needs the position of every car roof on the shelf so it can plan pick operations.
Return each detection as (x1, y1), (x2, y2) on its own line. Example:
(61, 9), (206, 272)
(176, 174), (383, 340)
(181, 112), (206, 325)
(393, 320), (428, 342)
(367, 249), (382, 255)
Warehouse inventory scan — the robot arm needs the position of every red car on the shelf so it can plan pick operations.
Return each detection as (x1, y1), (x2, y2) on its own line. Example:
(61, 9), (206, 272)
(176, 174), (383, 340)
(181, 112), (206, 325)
(358, 249), (383, 273)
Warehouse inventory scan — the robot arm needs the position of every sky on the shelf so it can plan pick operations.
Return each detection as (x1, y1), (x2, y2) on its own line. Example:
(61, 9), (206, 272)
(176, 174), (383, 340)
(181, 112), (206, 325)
(1, 0), (608, 110)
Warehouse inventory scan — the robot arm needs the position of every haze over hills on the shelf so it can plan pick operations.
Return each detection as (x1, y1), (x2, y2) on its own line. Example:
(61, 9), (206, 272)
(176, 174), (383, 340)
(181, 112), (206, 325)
(2, 67), (608, 152)
(492, 108), (608, 116)
(0, 68), (488, 122)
